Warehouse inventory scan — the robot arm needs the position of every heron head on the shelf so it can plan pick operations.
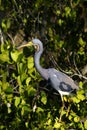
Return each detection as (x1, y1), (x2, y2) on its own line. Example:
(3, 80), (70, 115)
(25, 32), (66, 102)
(18, 38), (43, 52)
(32, 39), (43, 52)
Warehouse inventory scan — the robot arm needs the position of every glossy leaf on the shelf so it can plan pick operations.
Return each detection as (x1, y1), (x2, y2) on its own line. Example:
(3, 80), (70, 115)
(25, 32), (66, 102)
(0, 51), (10, 63)
(41, 91), (47, 105)
(11, 50), (22, 62)
(15, 97), (21, 107)
(26, 77), (31, 86)
(54, 118), (61, 128)
(28, 86), (36, 96)
(4, 86), (13, 94)
(84, 120), (87, 129)
(36, 107), (44, 113)
(27, 56), (34, 69)
(74, 116), (80, 122)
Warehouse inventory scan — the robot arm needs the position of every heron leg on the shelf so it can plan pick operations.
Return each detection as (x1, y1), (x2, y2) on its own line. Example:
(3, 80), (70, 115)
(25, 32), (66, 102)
(59, 95), (65, 122)
(66, 99), (71, 117)
(59, 96), (72, 121)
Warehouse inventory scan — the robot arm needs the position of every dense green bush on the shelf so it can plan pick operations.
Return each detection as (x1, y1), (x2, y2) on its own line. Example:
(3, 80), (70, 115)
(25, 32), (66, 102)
(0, 0), (87, 129)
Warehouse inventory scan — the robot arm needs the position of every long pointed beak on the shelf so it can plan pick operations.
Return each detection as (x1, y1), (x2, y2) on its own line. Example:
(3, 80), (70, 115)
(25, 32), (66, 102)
(17, 41), (33, 49)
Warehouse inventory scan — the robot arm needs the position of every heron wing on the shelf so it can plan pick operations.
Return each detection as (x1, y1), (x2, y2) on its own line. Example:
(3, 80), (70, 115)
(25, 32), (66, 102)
(48, 68), (79, 94)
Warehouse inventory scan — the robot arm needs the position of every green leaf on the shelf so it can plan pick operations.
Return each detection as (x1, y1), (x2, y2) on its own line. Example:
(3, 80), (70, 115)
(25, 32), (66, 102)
(77, 94), (85, 101)
(77, 89), (84, 95)
(71, 97), (80, 103)
(5, 86), (13, 94)
(2, 82), (9, 91)
(41, 91), (47, 105)
(54, 122), (61, 129)
(36, 107), (44, 113)
(15, 97), (21, 107)
(48, 28), (53, 38)
(58, 19), (64, 26)
(0, 125), (5, 130)
(1, 19), (11, 31)
(23, 18), (27, 24)
(79, 81), (83, 88)
(11, 50), (22, 62)
(59, 40), (64, 48)
(84, 120), (87, 129)
(78, 37), (86, 47)
(25, 122), (29, 128)
(17, 75), (22, 86)
(21, 105), (30, 115)
(54, 118), (61, 128)
(27, 56), (34, 69)
(1, 20), (7, 30)
(28, 86), (36, 96)
(46, 119), (52, 125)
(18, 62), (27, 74)
(21, 99), (26, 105)
(65, 7), (71, 17)
(26, 77), (31, 86)
(74, 116), (80, 122)
(68, 115), (73, 121)
(56, 10), (61, 15)
(20, 72), (27, 82)
(0, 51), (10, 63)
(6, 19), (11, 29)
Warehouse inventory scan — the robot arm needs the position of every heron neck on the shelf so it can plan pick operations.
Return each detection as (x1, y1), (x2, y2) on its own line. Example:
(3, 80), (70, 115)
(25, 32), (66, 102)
(34, 51), (48, 80)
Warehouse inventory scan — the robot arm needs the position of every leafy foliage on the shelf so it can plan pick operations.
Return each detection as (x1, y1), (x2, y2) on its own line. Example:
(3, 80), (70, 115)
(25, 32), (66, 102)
(0, 0), (87, 129)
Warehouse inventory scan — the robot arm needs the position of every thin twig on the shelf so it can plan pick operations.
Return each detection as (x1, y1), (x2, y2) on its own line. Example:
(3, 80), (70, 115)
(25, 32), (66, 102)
(50, 54), (72, 75)
(0, 28), (4, 44)
(73, 52), (81, 75)
(7, 33), (14, 44)
(71, 73), (87, 80)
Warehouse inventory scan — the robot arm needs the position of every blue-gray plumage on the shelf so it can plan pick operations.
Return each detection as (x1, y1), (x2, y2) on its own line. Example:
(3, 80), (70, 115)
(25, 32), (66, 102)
(32, 39), (79, 98)
(19, 38), (79, 99)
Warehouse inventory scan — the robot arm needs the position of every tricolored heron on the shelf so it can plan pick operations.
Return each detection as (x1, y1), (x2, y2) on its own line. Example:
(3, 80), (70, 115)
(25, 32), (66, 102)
(18, 38), (79, 121)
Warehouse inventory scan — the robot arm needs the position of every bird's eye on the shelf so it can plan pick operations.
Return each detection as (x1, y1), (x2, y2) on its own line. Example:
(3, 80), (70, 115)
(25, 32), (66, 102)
(34, 45), (39, 51)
